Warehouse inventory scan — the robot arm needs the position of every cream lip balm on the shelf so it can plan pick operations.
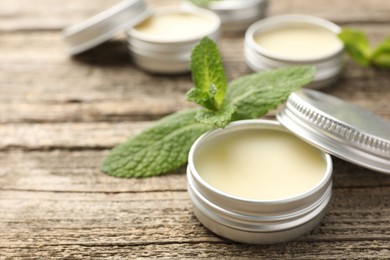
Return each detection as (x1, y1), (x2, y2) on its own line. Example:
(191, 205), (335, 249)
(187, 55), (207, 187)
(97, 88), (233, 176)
(128, 9), (220, 74)
(254, 24), (343, 59)
(195, 129), (326, 200)
(244, 15), (344, 88)
(134, 13), (214, 41)
(187, 119), (332, 244)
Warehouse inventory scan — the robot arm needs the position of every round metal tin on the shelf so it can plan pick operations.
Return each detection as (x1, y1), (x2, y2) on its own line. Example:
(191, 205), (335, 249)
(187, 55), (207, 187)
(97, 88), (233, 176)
(63, 0), (150, 55)
(244, 14), (344, 88)
(183, 0), (268, 33)
(278, 89), (390, 174)
(187, 119), (333, 244)
(127, 8), (220, 74)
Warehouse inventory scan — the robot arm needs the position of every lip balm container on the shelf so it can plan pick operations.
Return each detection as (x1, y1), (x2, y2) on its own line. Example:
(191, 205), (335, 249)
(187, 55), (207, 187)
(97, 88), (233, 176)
(183, 0), (268, 34)
(187, 120), (333, 244)
(245, 15), (344, 88)
(187, 89), (390, 244)
(62, 0), (221, 74)
(127, 8), (220, 74)
(63, 0), (150, 56)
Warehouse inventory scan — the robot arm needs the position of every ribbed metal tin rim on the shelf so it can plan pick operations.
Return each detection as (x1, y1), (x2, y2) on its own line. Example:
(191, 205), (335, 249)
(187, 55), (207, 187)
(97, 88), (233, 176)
(187, 169), (332, 223)
(188, 179), (331, 232)
(183, 0), (267, 28)
(128, 8), (220, 43)
(245, 14), (343, 62)
(188, 119), (333, 205)
(277, 89), (390, 174)
(63, 0), (150, 55)
(243, 45), (344, 81)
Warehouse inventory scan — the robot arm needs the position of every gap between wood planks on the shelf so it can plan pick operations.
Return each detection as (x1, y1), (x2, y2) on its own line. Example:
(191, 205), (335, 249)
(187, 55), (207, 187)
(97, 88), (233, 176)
(0, 237), (390, 248)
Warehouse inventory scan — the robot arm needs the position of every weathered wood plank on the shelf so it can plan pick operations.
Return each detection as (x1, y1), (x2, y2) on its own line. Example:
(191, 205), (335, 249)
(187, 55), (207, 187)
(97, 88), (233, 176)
(0, 151), (389, 193)
(1, 0), (390, 32)
(1, 241), (390, 259)
(0, 150), (186, 193)
(0, 122), (150, 150)
(0, 0), (177, 32)
(0, 102), (192, 123)
(0, 189), (389, 247)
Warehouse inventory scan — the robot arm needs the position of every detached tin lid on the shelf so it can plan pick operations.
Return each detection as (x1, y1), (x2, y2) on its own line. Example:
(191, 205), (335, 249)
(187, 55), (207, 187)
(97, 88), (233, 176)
(63, 0), (150, 55)
(277, 89), (390, 174)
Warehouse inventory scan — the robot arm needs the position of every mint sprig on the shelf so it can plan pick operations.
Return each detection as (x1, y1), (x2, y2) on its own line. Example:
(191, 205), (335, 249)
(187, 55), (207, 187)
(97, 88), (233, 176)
(187, 37), (227, 111)
(338, 28), (390, 69)
(101, 37), (316, 178)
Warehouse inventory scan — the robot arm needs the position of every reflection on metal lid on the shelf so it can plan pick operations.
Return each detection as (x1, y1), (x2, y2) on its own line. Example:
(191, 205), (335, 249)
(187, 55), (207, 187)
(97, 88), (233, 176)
(278, 89), (390, 174)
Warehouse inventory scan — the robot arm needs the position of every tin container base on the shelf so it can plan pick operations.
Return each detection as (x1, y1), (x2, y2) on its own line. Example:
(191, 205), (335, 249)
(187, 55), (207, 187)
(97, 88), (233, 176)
(191, 201), (326, 244)
(244, 50), (343, 89)
(127, 8), (220, 74)
(187, 120), (333, 244)
(244, 14), (344, 88)
(183, 0), (268, 34)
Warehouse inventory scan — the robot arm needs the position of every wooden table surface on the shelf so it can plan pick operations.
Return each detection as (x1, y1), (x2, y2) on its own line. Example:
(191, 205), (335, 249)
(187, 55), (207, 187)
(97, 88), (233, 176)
(1, 0), (389, 259)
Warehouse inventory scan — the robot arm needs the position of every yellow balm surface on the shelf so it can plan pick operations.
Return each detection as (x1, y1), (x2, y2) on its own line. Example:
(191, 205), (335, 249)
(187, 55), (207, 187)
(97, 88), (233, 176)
(195, 129), (326, 200)
(254, 25), (342, 59)
(134, 13), (213, 41)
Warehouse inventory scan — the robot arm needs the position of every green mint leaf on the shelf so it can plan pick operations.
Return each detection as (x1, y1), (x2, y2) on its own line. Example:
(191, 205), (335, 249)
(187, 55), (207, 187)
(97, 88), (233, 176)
(224, 66), (316, 121)
(101, 109), (212, 178)
(372, 36), (390, 68)
(187, 37), (227, 111)
(338, 28), (372, 66)
(195, 105), (236, 128)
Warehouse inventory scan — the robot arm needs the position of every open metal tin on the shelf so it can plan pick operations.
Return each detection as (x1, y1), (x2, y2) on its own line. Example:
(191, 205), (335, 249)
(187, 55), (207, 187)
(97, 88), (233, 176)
(245, 15), (344, 88)
(187, 89), (389, 244)
(63, 0), (221, 73)
(183, 0), (268, 34)
(127, 8), (220, 74)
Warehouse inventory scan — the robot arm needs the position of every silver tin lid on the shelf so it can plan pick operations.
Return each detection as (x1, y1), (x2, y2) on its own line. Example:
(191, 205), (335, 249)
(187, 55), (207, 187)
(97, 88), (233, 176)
(202, 0), (267, 20)
(183, 0), (267, 33)
(63, 0), (150, 55)
(277, 89), (390, 174)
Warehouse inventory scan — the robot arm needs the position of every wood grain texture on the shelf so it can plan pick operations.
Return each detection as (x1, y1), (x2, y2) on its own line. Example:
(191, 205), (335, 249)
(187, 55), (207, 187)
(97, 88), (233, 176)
(0, 0), (390, 259)
(0, 189), (389, 258)
(1, 242), (390, 260)
(1, 0), (390, 32)
(0, 27), (389, 123)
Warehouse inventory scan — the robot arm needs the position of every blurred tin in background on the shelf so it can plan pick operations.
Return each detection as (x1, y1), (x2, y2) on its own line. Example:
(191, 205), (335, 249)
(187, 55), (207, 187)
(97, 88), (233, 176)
(245, 15), (344, 88)
(127, 8), (220, 74)
(183, 0), (268, 34)
(63, 0), (221, 74)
